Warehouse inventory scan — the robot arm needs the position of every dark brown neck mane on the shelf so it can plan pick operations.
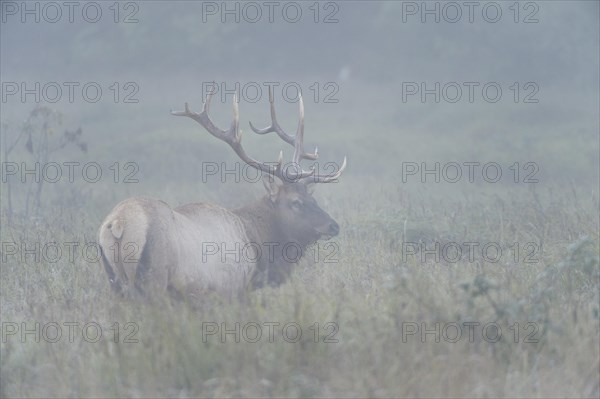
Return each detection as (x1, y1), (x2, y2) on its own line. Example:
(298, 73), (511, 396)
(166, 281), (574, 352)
(233, 197), (307, 288)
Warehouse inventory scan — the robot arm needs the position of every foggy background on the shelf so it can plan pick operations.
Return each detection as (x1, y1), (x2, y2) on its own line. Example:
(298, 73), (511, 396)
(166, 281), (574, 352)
(2, 1), (598, 208)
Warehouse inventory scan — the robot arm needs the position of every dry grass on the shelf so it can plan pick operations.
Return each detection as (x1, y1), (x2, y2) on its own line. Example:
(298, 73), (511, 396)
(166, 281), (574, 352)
(1, 177), (598, 398)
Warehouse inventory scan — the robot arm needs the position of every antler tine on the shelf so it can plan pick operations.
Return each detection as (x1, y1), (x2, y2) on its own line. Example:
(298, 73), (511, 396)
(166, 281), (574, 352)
(292, 94), (305, 165)
(248, 87), (294, 145)
(304, 156), (347, 184)
(294, 93), (318, 162)
(232, 93), (241, 143)
(273, 149), (284, 176)
(203, 87), (214, 114)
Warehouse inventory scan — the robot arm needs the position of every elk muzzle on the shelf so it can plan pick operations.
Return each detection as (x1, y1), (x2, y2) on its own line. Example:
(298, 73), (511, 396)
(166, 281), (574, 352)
(316, 218), (340, 239)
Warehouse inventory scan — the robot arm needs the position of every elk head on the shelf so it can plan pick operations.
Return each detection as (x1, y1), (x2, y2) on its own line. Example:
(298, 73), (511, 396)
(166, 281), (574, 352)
(171, 86), (347, 249)
(262, 176), (340, 248)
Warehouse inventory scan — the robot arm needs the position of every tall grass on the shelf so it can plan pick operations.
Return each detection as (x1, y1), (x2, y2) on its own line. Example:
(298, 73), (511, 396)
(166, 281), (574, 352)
(1, 173), (598, 397)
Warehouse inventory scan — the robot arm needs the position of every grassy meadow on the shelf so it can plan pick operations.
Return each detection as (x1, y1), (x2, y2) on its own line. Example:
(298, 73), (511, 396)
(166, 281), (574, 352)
(0, 104), (598, 398)
(1, 1), (599, 397)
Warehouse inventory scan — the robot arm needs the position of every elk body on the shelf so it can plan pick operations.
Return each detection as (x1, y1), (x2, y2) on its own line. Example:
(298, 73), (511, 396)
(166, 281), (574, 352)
(98, 89), (346, 299)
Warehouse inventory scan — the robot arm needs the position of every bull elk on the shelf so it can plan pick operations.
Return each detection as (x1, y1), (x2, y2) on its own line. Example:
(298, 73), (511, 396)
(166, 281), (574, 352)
(98, 88), (346, 299)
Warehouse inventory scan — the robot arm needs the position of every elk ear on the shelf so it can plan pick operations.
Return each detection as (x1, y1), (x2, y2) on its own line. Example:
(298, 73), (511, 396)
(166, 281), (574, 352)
(262, 174), (280, 202)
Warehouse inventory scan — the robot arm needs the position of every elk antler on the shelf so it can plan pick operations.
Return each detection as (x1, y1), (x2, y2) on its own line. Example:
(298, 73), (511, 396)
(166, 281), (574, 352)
(248, 87), (346, 184)
(249, 88), (319, 164)
(172, 87), (346, 184)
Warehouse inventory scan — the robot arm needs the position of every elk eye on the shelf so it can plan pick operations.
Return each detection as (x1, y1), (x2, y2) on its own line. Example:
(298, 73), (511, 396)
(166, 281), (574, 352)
(291, 200), (303, 209)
